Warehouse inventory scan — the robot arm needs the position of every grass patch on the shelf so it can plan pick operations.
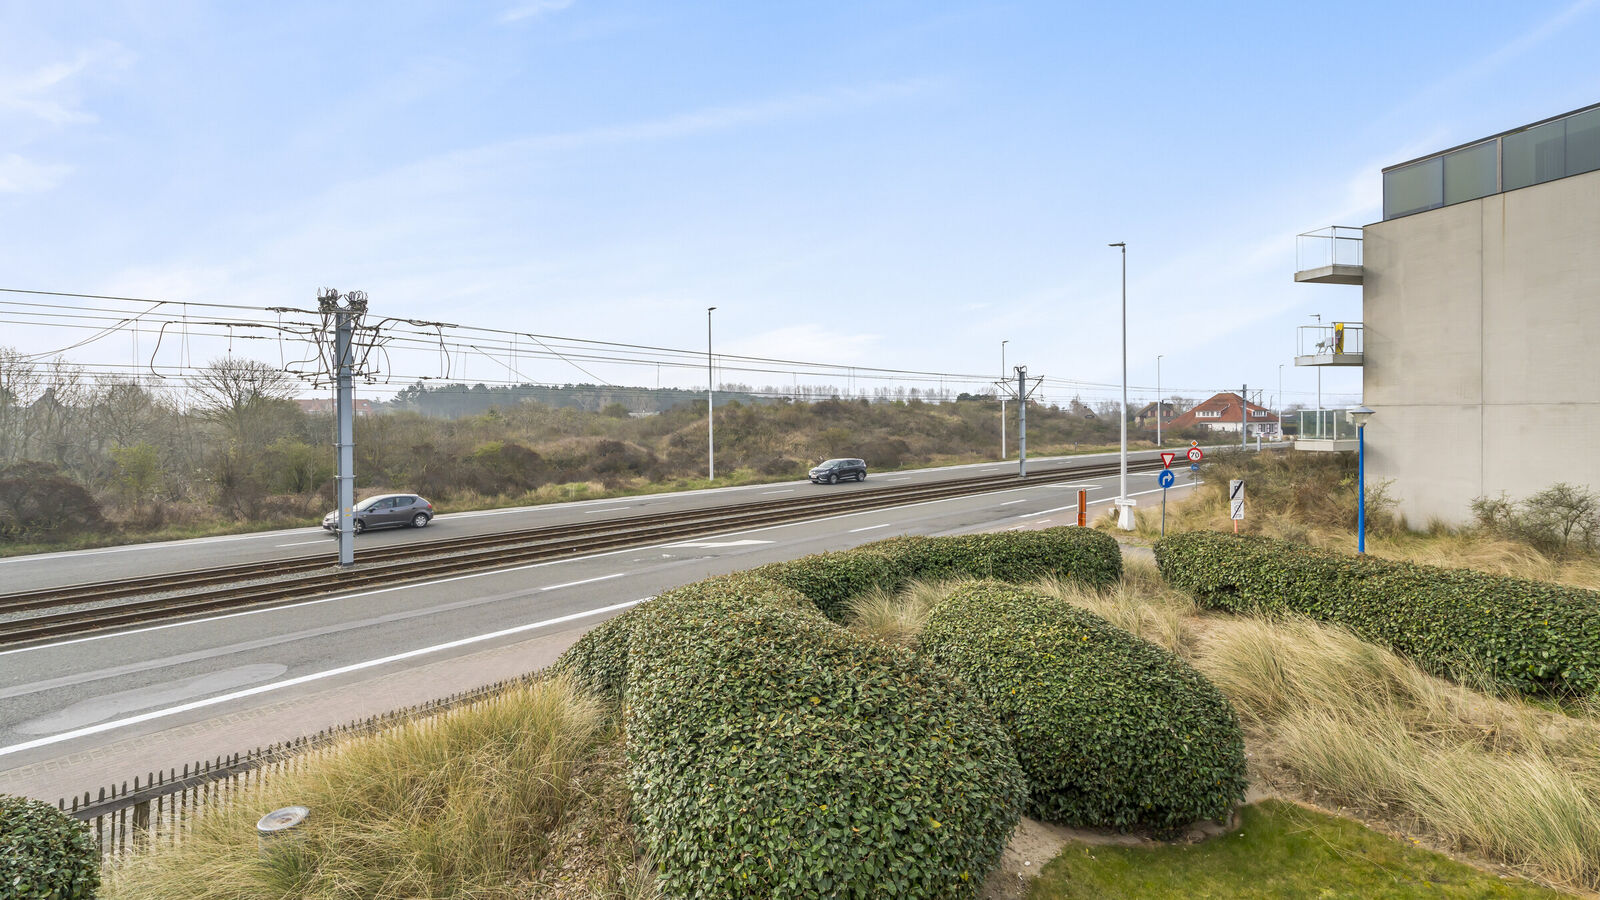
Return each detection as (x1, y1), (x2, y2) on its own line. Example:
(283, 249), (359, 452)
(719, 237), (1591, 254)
(1029, 800), (1566, 899)
(106, 675), (653, 900)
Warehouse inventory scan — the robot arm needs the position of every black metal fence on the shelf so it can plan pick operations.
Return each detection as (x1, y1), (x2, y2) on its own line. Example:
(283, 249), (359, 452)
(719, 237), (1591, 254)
(57, 672), (541, 865)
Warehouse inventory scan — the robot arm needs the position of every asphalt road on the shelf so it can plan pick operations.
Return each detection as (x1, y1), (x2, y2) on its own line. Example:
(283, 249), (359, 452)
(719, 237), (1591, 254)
(0, 449), (1209, 800)
(0, 448), (1177, 593)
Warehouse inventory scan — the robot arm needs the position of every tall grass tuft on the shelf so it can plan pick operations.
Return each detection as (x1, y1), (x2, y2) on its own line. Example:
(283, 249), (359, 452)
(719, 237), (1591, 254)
(844, 578), (968, 646)
(1190, 615), (1600, 890)
(1030, 559), (1197, 655)
(107, 675), (630, 900)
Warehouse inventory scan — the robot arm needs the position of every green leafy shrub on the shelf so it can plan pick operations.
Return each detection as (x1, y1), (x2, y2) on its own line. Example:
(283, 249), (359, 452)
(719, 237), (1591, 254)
(624, 580), (1026, 898)
(919, 582), (1246, 831)
(756, 527), (1122, 621)
(1154, 531), (1600, 696)
(1, 795), (99, 900)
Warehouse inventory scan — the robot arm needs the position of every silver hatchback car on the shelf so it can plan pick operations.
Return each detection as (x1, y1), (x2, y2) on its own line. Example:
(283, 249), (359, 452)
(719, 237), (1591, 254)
(322, 493), (435, 534)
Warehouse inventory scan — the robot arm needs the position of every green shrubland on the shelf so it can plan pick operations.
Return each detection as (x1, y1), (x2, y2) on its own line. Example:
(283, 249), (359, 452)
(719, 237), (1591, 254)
(1154, 530), (1600, 697)
(919, 582), (1247, 831)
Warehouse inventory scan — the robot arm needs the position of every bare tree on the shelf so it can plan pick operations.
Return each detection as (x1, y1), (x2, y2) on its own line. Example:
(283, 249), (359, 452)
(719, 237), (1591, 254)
(192, 357), (301, 446)
(0, 348), (43, 465)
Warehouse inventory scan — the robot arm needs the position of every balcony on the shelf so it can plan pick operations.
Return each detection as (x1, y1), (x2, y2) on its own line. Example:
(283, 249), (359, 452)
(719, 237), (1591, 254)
(1294, 226), (1363, 285)
(1294, 409), (1359, 452)
(1295, 322), (1363, 366)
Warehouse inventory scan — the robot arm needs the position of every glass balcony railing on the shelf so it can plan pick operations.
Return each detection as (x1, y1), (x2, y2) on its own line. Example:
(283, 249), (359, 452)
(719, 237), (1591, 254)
(1296, 322), (1363, 359)
(1297, 409), (1359, 442)
(1383, 102), (1600, 220)
(1294, 227), (1363, 284)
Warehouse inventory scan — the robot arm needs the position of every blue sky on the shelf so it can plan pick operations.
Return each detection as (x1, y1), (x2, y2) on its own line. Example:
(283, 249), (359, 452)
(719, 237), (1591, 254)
(3, 0), (1599, 409)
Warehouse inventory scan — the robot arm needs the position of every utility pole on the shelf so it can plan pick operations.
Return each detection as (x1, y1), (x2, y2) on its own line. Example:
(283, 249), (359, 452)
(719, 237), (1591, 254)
(707, 307), (716, 481)
(1241, 383), (1248, 448)
(1016, 365), (1028, 477)
(1000, 340), (1008, 460)
(319, 289), (366, 568)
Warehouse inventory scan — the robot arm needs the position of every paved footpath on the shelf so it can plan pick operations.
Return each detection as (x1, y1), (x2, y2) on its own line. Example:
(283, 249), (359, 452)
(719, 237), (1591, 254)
(1, 537), (1153, 806)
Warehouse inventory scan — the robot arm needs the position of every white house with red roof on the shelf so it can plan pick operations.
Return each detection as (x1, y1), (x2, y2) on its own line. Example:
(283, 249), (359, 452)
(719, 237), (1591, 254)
(1163, 392), (1280, 438)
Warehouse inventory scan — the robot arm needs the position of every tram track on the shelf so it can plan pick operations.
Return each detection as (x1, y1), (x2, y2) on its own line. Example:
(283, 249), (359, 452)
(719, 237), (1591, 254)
(0, 457), (1176, 647)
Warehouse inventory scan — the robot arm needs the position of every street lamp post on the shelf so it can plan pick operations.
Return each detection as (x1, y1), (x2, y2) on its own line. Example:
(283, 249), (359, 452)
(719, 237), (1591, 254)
(1000, 340), (1009, 460)
(1156, 354), (1163, 447)
(1109, 242), (1133, 530)
(1348, 406), (1375, 553)
(707, 307), (716, 481)
(1278, 363), (1284, 440)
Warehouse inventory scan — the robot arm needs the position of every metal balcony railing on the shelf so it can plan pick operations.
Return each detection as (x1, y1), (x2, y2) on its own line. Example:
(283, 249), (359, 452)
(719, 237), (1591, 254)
(1296, 226), (1363, 271)
(1297, 322), (1363, 358)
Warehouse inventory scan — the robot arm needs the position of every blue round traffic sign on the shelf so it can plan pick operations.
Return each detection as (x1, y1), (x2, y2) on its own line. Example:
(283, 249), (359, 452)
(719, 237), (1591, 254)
(1190, 462), (1200, 472)
(1157, 469), (1176, 489)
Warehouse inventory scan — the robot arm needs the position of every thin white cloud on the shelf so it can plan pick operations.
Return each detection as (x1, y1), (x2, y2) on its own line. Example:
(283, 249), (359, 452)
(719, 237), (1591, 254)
(0, 154), (71, 193)
(499, 0), (575, 24)
(0, 43), (132, 126)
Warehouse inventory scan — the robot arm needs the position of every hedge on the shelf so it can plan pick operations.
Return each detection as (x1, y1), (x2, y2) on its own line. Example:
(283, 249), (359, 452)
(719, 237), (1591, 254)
(554, 572), (816, 701)
(1154, 531), (1600, 696)
(919, 583), (1247, 831)
(1, 795), (99, 900)
(755, 527), (1123, 621)
(622, 577), (1027, 898)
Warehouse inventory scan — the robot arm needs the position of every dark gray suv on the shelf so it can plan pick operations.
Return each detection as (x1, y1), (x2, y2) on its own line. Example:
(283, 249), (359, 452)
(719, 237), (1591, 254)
(809, 458), (867, 484)
(322, 494), (435, 534)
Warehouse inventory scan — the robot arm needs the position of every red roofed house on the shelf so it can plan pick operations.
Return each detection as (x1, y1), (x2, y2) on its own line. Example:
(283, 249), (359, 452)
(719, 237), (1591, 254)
(1163, 392), (1280, 438)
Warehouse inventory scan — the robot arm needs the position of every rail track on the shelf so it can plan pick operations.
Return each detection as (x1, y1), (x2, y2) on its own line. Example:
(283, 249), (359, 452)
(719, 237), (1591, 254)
(0, 457), (1177, 647)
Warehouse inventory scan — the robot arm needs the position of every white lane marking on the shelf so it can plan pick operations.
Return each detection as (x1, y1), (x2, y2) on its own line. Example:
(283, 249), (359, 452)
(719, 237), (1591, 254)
(761, 489), (794, 495)
(583, 507), (629, 515)
(276, 539), (327, 547)
(666, 539), (775, 548)
(0, 529), (321, 564)
(0, 599), (646, 758)
(16, 663), (289, 734)
(1000, 498), (1030, 506)
(540, 573), (624, 591)
(884, 477), (910, 481)
(4, 472), (1136, 656)
(1020, 505), (1078, 518)
(848, 524), (891, 533)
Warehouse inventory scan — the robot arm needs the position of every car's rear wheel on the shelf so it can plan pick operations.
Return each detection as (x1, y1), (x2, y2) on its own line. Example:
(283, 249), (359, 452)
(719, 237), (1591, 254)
(353, 519), (366, 534)
(827, 473), (838, 484)
(411, 513), (430, 528)
(857, 471), (866, 481)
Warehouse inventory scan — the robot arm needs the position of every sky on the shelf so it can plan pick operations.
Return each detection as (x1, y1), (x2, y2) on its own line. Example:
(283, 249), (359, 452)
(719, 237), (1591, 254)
(3, 0), (1599, 411)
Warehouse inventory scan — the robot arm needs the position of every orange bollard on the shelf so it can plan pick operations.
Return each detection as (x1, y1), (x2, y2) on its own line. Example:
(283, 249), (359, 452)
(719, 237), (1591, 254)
(1077, 489), (1087, 527)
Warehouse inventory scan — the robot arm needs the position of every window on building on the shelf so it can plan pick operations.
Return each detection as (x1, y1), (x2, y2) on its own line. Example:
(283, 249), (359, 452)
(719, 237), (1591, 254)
(1196, 410), (1220, 419)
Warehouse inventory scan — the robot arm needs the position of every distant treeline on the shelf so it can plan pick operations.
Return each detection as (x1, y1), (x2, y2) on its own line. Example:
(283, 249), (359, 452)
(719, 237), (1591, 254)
(386, 381), (969, 418)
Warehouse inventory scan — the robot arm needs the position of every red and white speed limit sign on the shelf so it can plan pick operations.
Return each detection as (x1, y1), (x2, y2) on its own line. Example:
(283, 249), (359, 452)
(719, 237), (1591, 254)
(1187, 447), (1204, 462)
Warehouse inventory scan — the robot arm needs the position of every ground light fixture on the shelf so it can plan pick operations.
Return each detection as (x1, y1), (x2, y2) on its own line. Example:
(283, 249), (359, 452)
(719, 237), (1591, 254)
(1348, 405), (1375, 553)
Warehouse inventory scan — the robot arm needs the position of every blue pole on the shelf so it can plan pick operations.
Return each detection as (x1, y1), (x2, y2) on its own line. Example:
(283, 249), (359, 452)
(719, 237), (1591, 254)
(1357, 423), (1366, 554)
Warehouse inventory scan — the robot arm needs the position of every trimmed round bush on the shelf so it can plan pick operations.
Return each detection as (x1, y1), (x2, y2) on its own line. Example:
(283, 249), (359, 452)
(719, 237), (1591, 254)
(1, 795), (99, 900)
(755, 527), (1123, 621)
(920, 582), (1247, 832)
(1155, 530), (1600, 696)
(623, 578), (1027, 898)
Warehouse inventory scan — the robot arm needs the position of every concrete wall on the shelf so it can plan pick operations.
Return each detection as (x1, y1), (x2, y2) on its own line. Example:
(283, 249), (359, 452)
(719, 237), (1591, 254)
(1363, 168), (1600, 525)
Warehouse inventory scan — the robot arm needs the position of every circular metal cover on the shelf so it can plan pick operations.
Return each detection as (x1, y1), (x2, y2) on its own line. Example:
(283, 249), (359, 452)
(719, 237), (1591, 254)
(256, 805), (310, 834)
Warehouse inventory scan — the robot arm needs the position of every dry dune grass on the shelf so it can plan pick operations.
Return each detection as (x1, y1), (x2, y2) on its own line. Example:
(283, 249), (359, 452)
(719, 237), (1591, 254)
(854, 562), (1600, 893)
(107, 675), (656, 900)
